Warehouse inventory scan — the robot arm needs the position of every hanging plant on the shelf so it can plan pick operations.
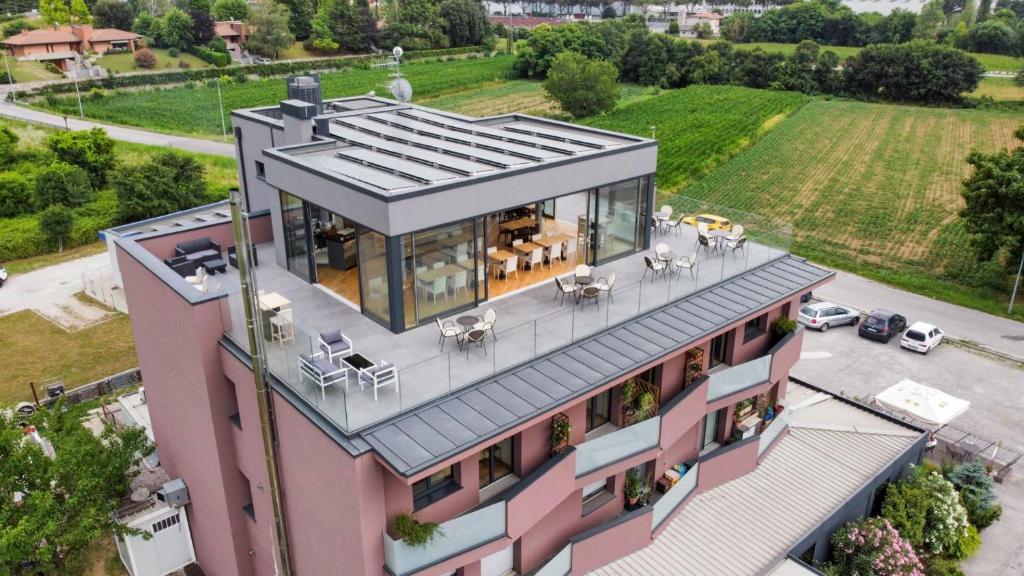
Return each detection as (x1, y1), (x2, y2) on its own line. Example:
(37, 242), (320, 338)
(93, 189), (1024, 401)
(684, 347), (705, 386)
(550, 413), (572, 454)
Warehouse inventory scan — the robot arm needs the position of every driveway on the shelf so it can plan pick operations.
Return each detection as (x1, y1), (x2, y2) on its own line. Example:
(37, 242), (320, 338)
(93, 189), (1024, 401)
(793, 326), (1024, 576)
(814, 268), (1024, 361)
(0, 97), (234, 157)
(0, 253), (115, 329)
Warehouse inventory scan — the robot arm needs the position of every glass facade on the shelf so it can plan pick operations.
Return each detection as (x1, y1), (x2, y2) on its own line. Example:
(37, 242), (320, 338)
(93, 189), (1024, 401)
(401, 220), (479, 327)
(479, 437), (514, 488)
(595, 178), (641, 263)
(586, 390), (612, 432)
(280, 191), (313, 282)
(358, 227), (390, 325)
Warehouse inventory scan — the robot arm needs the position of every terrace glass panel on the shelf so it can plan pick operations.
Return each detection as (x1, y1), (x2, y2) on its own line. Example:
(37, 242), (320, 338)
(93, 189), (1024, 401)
(575, 416), (661, 478)
(280, 191), (313, 282)
(358, 227), (390, 325)
(403, 220), (478, 325)
(596, 178), (641, 263)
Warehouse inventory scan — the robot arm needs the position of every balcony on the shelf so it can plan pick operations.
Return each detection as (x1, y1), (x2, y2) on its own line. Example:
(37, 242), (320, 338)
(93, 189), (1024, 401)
(383, 501), (506, 576)
(575, 417), (661, 478)
(706, 326), (804, 405)
(757, 408), (788, 458)
(651, 461), (699, 531)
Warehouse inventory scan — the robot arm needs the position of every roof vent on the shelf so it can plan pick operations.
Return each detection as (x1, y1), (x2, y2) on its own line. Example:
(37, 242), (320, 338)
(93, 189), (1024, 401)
(286, 74), (323, 115)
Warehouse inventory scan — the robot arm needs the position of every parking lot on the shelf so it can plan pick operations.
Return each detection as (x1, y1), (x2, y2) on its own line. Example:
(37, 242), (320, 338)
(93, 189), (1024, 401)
(792, 322), (1024, 575)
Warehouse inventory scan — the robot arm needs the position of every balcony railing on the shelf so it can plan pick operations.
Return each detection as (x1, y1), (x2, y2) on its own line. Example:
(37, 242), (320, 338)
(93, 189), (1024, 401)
(758, 409), (788, 458)
(383, 501), (506, 576)
(651, 461), (700, 530)
(533, 544), (572, 576)
(706, 355), (772, 403)
(575, 417), (661, 478)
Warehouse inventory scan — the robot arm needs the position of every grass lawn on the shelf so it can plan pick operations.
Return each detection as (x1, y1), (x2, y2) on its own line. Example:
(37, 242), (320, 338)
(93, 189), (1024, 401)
(9, 59), (63, 83)
(693, 39), (1024, 71)
(970, 77), (1024, 101)
(584, 85), (810, 190)
(674, 98), (1024, 320)
(34, 55), (514, 136)
(277, 41), (319, 60)
(95, 48), (211, 74)
(0, 310), (137, 405)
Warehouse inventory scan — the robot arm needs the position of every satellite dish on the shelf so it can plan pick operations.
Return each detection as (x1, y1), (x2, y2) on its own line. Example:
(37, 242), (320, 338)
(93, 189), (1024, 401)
(392, 46), (404, 59)
(390, 78), (413, 103)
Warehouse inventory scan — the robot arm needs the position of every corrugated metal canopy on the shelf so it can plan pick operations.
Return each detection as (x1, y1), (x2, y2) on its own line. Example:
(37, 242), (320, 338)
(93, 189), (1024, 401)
(362, 255), (833, 476)
(588, 383), (920, 576)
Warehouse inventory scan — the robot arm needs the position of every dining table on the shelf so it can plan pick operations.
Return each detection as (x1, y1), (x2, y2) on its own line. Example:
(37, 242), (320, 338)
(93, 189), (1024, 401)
(487, 250), (516, 277)
(499, 217), (537, 232)
(257, 292), (291, 342)
(417, 263), (472, 283)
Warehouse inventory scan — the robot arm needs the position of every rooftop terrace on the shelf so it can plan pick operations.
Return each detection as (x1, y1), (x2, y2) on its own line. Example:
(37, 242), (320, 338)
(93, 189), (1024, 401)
(216, 215), (827, 461)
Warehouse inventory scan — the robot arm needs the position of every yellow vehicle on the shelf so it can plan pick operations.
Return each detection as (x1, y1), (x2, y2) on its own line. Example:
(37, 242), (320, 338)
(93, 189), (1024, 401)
(681, 213), (732, 231)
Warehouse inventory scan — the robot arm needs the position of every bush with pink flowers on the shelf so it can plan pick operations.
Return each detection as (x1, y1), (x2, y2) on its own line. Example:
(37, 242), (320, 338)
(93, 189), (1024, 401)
(829, 517), (925, 576)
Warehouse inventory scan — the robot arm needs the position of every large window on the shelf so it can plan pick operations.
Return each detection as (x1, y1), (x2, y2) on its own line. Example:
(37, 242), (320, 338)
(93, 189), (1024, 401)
(744, 313), (768, 343)
(280, 191), (313, 282)
(479, 437), (514, 488)
(709, 332), (729, 368)
(401, 219), (479, 327)
(586, 390), (612, 433)
(413, 466), (458, 510)
(358, 227), (390, 325)
(702, 409), (721, 449)
(595, 178), (641, 263)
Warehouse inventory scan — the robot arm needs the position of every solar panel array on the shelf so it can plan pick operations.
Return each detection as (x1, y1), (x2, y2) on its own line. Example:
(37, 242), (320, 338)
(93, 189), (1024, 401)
(313, 106), (629, 193)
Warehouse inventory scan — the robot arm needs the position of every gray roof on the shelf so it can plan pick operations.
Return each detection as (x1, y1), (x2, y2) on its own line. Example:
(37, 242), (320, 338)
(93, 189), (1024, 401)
(277, 104), (647, 196)
(362, 255), (834, 477)
(588, 382), (922, 576)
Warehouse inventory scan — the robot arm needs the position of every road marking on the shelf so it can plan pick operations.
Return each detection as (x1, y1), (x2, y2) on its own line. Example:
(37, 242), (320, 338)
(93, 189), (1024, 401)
(800, 350), (833, 360)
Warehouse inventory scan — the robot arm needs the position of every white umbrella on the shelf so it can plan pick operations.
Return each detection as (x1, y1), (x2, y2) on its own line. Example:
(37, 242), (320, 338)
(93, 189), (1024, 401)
(874, 379), (970, 426)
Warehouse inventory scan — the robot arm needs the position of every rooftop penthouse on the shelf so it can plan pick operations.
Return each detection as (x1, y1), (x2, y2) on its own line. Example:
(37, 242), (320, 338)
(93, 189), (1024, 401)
(106, 77), (920, 576)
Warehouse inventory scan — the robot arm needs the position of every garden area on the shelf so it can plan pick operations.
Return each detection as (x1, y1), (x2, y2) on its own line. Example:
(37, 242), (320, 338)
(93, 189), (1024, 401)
(95, 47), (211, 74)
(818, 461), (1002, 576)
(0, 119), (238, 262)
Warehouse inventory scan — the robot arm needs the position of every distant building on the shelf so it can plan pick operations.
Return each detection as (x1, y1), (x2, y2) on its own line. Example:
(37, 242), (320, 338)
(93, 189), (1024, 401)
(680, 12), (724, 37)
(486, 15), (573, 29)
(214, 20), (248, 50)
(2, 25), (139, 71)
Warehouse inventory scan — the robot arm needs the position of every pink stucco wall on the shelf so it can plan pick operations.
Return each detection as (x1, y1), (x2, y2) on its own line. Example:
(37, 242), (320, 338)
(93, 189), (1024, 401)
(507, 450), (577, 539)
(697, 438), (760, 492)
(116, 245), (250, 576)
(659, 378), (708, 450)
(770, 327), (804, 399)
(137, 213), (272, 261)
(569, 510), (654, 575)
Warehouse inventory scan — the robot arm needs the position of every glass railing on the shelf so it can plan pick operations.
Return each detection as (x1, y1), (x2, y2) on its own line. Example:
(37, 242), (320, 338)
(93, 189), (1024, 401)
(651, 461), (700, 530)
(758, 409), (789, 458)
(664, 194), (794, 259)
(218, 207), (795, 434)
(575, 417), (661, 478)
(534, 543), (573, 576)
(706, 355), (772, 403)
(382, 501), (506, 576)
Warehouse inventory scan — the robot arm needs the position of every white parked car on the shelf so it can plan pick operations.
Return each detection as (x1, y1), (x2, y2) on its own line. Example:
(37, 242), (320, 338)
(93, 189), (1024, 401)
(797, 301), (859, 331)
(900, 322), (944, 354)
(0, 262), (7, 288)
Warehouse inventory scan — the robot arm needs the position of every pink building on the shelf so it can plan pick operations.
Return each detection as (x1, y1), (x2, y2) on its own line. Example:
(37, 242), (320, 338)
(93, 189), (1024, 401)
(214, 21), (247, 50)
(109, 79), (925, 576)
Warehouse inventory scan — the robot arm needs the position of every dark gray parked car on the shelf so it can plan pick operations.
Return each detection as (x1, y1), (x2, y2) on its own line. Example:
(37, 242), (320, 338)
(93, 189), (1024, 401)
(858, 309), (908, 343)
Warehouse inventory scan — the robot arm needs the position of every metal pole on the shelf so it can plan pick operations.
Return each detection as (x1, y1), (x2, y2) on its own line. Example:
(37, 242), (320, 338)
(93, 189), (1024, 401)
(229, 188), (294, 576)
(2, 51), (15, 103)
(73, 71), (83, 117)
(1009, 246), (1024, 314)
(216, 77), (227, 142)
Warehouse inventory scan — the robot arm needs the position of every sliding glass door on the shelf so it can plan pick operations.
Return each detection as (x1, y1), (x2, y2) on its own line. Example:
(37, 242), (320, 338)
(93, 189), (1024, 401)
(280, 191), (314, 282)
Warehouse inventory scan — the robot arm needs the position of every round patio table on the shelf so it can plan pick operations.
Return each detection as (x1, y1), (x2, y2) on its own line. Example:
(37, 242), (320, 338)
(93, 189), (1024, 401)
(658, 250), (676, 263)
(456, 315), (480, 330)
(575, 275), (594, 286)
(579, 286), (600, 308)
(707, 230), (730, 252)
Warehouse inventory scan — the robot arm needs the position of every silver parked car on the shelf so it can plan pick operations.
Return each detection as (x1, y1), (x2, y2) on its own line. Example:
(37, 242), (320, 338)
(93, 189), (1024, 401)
(797, 301), (859, 331)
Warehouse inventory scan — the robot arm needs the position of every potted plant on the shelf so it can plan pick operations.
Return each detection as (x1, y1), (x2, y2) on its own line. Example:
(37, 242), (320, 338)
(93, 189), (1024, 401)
(392, 512), (442, 548)
(625, 469), (651, 510)
(550, 413), (572, 454)
(684, 348), (705, 386)
(636, 391), (656, 421)
(770, 317), (797, 345)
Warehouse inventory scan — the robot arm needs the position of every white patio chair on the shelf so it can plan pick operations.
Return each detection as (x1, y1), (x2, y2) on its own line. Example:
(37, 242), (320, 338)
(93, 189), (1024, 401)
(595, 273), (616, 303)
(696, 222), (709, 236)
(359, 361), (399, 402)
(553, 277), (576, 305)
(674, 252), (698, 279)
(503, 255), (519, 282)
(660, 205), (673, 219)
(546, 241), (562, 265)
(426, 276), (448, 302)
(450, 268), (468, 297)
(270, 308), (294, 347)
(318, 330), (353, 364)
(727, 224), (744, 241)
(526, 247), (543, 271)
(655, 243), (670, 258)
(663, 214), (685, 236)
(642, 255), (667, 282)
(575, 264), (592, 278)
(474, 309), (497, 341)
(564, 238), (578, 264)
(726, 236), (747, 257)
(436, 318), (462, 352)
(299, 352), (348, 400)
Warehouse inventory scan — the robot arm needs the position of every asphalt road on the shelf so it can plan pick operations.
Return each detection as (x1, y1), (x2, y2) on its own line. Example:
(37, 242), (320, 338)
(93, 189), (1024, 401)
(0, 98), (235, 157)
(792, 325), (1024, 576)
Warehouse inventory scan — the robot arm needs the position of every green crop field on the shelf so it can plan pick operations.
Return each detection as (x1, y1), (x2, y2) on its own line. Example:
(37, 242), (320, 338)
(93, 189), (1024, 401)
(35, 55), (515, 136)
(693, 39), (1024, 71)
(673, 99), (1023, 316)
(583, 85), (809, 190)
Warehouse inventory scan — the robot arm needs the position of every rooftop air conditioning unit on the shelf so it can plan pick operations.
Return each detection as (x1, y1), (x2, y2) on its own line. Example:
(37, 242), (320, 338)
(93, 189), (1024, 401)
(157, 479), (190, 508)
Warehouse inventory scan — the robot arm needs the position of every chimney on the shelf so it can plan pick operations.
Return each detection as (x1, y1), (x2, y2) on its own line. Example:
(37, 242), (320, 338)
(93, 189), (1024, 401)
(286, 75), (323, 115)
(280, 99), (317, 146)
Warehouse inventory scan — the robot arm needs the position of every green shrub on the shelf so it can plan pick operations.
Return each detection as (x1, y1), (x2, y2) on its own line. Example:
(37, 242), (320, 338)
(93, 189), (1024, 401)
(828, 517), (924, 576)
(111, 150), (207, 222)
(770, 316), (797, 342)
(946, 460), (1002, 530)
(46, 127), (117, 188)
(0, 173), (33, 217)
(668, 21), (680, 35)
(924, 557), (965, 576)
(189, 45), (230, 67)
(134, 48), (158, 68)
(38, 204), (75, 251)
(0, 125), (18, 163)
(168, 47), (181, 57)
(543, 51), (619, 118)
(392, 513), (441, 548)
(34, 162), (94, 210)
(946, 523), (981, 560)
(881, 480), (929, 548)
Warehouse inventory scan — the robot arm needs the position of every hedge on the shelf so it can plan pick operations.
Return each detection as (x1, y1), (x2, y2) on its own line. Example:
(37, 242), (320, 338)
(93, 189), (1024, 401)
(189, 45), (230, 68)
(12, 46), (487, 98)
(0, 190), (119, 260)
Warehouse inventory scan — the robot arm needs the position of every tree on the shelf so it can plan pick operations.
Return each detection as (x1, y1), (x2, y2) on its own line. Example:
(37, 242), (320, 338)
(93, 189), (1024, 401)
(280, 0), (313, 38)
(543, 51), (620, 118)
(38, 204), (75, 251)
(69, 0), (91, 23)
(0, 405), (154, 571)
(946, 460), (1003, 530)
(112, 150), (208, 221)
(34, 162), (94, 210)
(439, 0), (489, 47)
(93, 0), (135, 29)
(134, 46), (157, 66)
(0, 125), (17, 165)
(39, 0), (71, 25)
(46, 127), (117, 189)
(308, 0), (338, 51)
(842, 41), (983, 104)
(190, 7), (216, 44)
(0, 173), (32, 217)
(245, 0), (295, 57)
(160, 7), (194, 48)
(914, 0), (945, 38)
(960, 127), (1024, 270)
(978, 0), (993, 20)
(189, 0), (211, 11)
(212, 0), (249, 20)
(379, 0), (447, 49)
(965, 20), (1018, 54)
